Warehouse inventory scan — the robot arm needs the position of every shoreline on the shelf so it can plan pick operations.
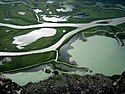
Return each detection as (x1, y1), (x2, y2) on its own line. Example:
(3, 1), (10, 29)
(1, 71), (125, 94)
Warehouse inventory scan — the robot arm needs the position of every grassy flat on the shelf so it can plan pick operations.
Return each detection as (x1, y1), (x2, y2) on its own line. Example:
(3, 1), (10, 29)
(0, 27), (75, 51)
(0, 51), (56, 72)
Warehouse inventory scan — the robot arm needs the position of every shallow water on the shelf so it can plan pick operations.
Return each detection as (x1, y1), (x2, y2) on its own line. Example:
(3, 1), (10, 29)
(41, 15), (69, 22)
(62, 5), (74, 12)
(69, 35), (125, 76)
(4, 69), (52, 86)
(34, 9), (43, 13)
(18, 12), (26, 16)
(12, 28), (56, 49)
(56, 5), (74, 12)
(46, 0), (54, 4)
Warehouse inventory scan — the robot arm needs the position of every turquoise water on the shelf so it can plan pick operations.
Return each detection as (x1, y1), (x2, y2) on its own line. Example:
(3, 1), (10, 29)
(69, 35), (125, 76)
(5, 70), (52, 86)
(3, 36), (125, 86)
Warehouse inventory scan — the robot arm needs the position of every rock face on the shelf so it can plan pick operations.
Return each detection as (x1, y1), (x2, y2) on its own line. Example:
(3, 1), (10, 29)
(0, 74), (24, 94)
(22, 74), (116, 94)
(114, 71), (125, 94)
(1, 72), (125, 94)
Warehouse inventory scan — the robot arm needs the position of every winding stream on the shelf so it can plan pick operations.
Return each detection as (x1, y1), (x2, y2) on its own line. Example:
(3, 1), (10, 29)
(0, 16), (125, 86)
(1, 0), (125, 86)
(0, 17), (125, 56)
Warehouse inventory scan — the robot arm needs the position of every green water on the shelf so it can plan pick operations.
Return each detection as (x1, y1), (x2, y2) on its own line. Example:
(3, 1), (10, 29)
(4, 70), (52, 86)
(4, 36), (125, 86)
(69, 35), (125, 76)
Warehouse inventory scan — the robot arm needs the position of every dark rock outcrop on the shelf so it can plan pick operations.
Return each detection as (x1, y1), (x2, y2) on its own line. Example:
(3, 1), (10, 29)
(114, 71), (125, 94)
(1, 72), (125, 94)
(0, 74), (24, 94)
(22, 73), (117, 94)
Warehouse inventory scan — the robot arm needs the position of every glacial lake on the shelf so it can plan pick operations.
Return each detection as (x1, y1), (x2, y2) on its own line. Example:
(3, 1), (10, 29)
(3, 35), (125, 86)
(69, 35), (125, 76)
(5, 69), (52, 86)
